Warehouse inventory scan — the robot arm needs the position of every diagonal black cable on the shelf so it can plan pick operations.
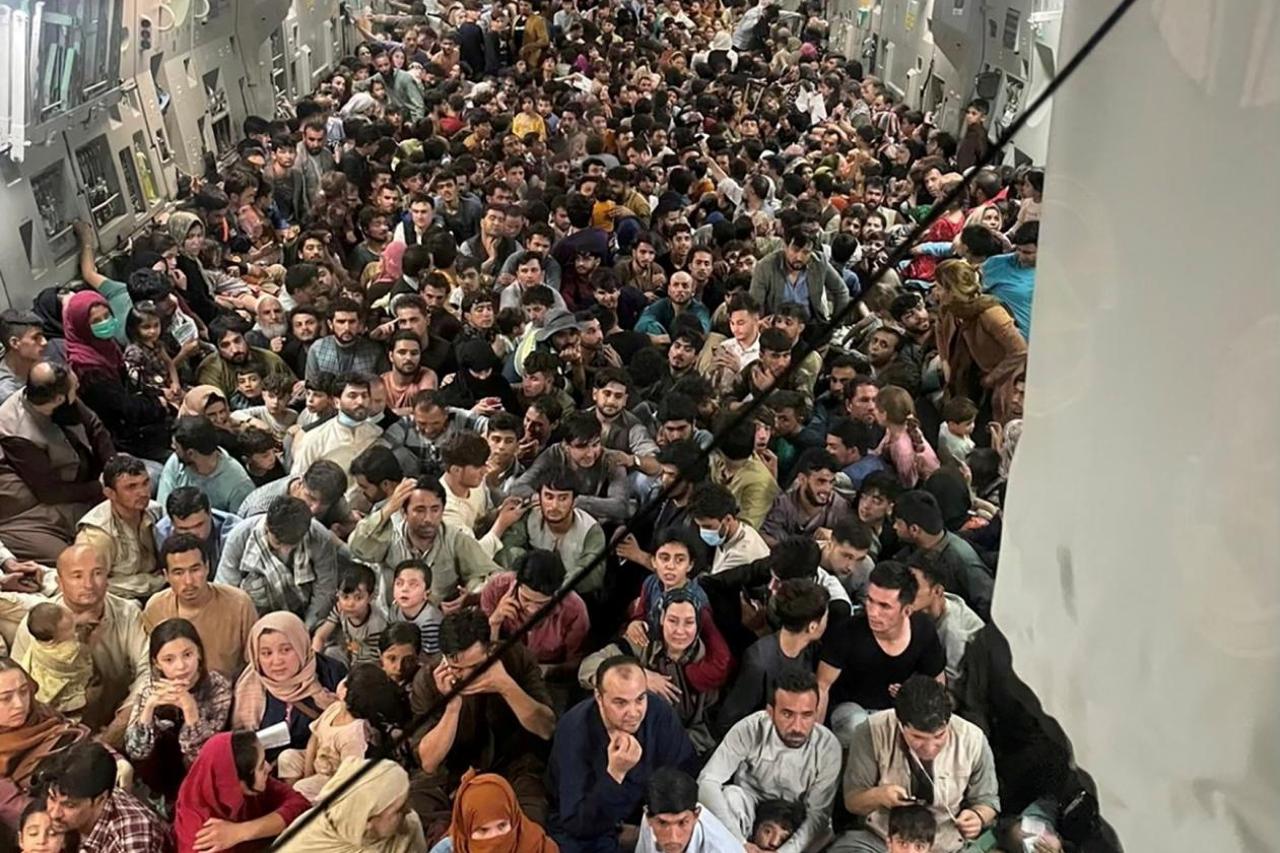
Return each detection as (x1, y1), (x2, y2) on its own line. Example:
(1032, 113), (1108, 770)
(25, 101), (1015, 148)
(271, 0), (1139, 843)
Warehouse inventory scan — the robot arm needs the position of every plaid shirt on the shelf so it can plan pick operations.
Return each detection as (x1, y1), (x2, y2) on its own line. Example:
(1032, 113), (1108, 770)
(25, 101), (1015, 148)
(80, 790), (172, 853)
(304, 335), (388, 383)
(383, 408), (489, 477)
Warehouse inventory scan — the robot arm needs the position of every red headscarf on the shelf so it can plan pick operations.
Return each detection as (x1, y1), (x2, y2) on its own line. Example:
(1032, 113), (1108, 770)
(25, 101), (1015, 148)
(62, 290), (123, 376)
(376, 240), (407, 284)
(174, 732), (309, 853)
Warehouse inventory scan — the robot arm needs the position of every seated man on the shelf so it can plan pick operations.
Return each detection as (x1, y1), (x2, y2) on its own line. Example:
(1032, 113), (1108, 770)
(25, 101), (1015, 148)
(708, 423), (778, 530)
(74, 454), (164, 602)
(383, 389), (489, 477)
(633, 271), (711, 344)
(289, 372), (384, 487)
(45, 741), (170, 853)
(689, 483), (770, 576)
(411, 608), (556, 828)
(893, 491), (994, 622)
(481, 549), (590, 672)
(237, 459), (354, 533)
(835, 676), (1000, 853)
(348, 476), (499, 608)
(144, 533), (257, 678)
(11, 545), (148, 743)
(547, 655), (697, 853)
(821, 519), (876, 603)
(638, 767), (741, 853)
(826, 417), (890, 492)
(817, 561), (946, 748)
(715, 579), (829, 733)
(511, 413), (634, 524)
(750, 800), (806, 853)
(587, 368), (661, 479)
(761, 449), (852, 547)
(698, 667), (841, 853)
(216, 496), (338, 629)
(157, 416), (256, 514)
(497, 469), (607, 595)
(907, 554), (983, 691)
(154, 487), (241, 571)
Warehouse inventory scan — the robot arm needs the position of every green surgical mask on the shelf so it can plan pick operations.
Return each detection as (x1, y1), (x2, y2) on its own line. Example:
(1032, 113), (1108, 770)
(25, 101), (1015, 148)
(90, 317), (120, 340)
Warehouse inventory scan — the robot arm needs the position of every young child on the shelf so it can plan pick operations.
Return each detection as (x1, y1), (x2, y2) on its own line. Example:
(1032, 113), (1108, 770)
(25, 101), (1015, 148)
(886, 804), (936, 853)
(312, 564), (388, 666)
(937, 396), (978, 468)
(231, 366), (265, 410)
(750, 799), (804, 852)
(232, 373), (299, 441)
(123, 305), (180, 401)
(278, 663), (409, 802)
(495, 306), (525, 360)
(296, 372), (337, 430)
(238, 426), (286, 486)
(389, 559), (443, 655)
(24, 603), (92, 717)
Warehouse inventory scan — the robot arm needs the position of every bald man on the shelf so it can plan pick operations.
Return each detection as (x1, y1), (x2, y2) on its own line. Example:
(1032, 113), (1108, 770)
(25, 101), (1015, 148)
(10, 545), (149, 745)
(633, 271), (712, 344)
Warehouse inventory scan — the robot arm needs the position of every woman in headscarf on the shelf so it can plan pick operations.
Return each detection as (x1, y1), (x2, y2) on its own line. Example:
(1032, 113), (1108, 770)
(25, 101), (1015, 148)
(0, 658), (91, 828)
(173, 730), (310, 853)
(933, 259), (1027, 425)
(63, 290), (172, 461)
(165, 211), (219, 323)
(179, 385), (241, 455)
(283, 757), (425, 853)
(364, 240), (407, 306)
(231, 612), (345, 762)
(437, 340), (521, 415)
(30, 287), (78, 364)
(580, 589), (731, 753)
(429, 769), (556, 853)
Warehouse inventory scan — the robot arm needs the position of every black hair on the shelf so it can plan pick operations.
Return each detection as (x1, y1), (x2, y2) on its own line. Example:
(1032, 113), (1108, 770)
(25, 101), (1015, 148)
(343, 663), (411, 733)
(859, 470), (902, 502)
(774, 579), (830, 633)
(657, 439), (709, 484)
(794, 447), (839, 478)
(832, 518), (874, 551)
(958, 224), (1003, 259)
(893, 490), (945, 536)
(868, 560), (919, 606)
(941, 396), (979, 424)
(487, 411), (523, 439)
(758, 327), (792, 355)
(594, 654), (643, 692)
(409, 476), (447, 504)
(379, 621), (423, 654)
(173, 415), (220, 456)
(24, 362), (71, 406)
(652, 527), (705, 574)
(27, 603), (66, 644)
(392, 558), (431, 587)
(45, 741), (116, 800)
(770, 665), (819, 703)
(770, 537), (822, 581)
(350, 444), (403, 487)
(894, 674), (951, 731)
(688, 482), (738, 521)
(149, 617), (208, 688)
(301, 460), (349, 508)
(515, 549), (566, 596)
(438, 608), (491, 655)
(646, 766), (699, 816)
(827, 418), (878, 456)
(165, 486), (210, 521)
(208, 315), (249, 348)
(265, 496), (312, 545)
(103, 453), (149, 490)
(753, 799), (805, 836)
(561, 412), (603, 444)
(1011, 220), (1040, 245)
(160, 532), (207, 567)
(716, 420), (756, 462)
(338, 563), (377, 596)
(231, 730), (262, 788)
(441, 432), (491, 469)
(888, 804), (937, 845)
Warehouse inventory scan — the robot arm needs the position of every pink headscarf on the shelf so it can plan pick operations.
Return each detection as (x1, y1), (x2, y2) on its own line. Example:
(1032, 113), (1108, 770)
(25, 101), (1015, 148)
(63, 290), (124, 376)
(376, 240), (407, 284)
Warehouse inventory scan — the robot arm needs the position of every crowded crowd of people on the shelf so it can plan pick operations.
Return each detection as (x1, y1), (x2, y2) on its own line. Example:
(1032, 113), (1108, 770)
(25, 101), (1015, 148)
(0, 0), (1096, 851)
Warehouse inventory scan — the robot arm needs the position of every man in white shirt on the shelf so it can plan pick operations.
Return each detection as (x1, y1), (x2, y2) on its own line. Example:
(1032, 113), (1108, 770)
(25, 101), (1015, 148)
(639, 767), (742, 853)
(689, 483), (769, 575)
(698, 667), (840, 853)
(440, 431), (525, 557)
(709, 292), (763, 393)
(290, 373), (383, 489)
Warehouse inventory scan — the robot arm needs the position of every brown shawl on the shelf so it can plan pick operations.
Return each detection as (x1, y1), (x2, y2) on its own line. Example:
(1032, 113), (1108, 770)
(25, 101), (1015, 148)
(0, 702), (90, 789)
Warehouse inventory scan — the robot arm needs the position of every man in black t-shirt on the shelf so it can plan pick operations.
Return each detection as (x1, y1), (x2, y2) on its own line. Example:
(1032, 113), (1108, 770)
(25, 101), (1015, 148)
(816, 560), (945, 748)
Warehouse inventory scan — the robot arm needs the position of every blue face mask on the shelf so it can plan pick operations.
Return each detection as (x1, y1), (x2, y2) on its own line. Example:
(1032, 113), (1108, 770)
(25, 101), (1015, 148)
(90, 317), (120, 340)
(699, 526), (725, 548)
(336, 411), (365, 429)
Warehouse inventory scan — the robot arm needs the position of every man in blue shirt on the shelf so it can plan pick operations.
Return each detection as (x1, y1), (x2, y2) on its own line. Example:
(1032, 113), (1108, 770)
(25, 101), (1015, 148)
(981, 222), (1038, 341)
(548, 655), (697, 853)
(634, 272), (711, 343)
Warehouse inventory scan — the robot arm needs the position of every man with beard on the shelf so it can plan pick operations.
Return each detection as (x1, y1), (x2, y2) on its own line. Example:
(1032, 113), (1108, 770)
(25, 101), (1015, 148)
(634, 272), (710, 344)
(500, 252), (567, 313)
(697, 667), (840, 853)
(749, 229), (849, 327)
(295, 117), (334, 208)
(865, 326), (904, 377)
(433, 170), (483, 243)
(639, 768), (742, 853)
(888, 294), (935, 370)
(891, 491), (993, 623)
(816, 561), (946, 749)
(393, 293), (457, 377)
(349, 476), (500, 608)
(196, 316), (296, 398)
(645, 329), (703, 402)
(289, 373), (384, 487)
(304, 297), (388, 383)
(511, 412), (633, 524)
(495, 469), (607, 593)
(843, 376), (885, 445)
(548, 656), (696, 853)
(588, 368), (660, 478)
(382, 330), (438, 416)
(760, 450), (852, 547)
(499, 224), (563, 291)
(460, 201), (519, 276)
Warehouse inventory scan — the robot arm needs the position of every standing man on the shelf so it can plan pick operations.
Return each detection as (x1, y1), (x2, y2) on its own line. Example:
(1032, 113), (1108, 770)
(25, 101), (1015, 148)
(547, 655), (697, 853)
(698, 668), (841, 853)
(296, 116), (335, 207)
